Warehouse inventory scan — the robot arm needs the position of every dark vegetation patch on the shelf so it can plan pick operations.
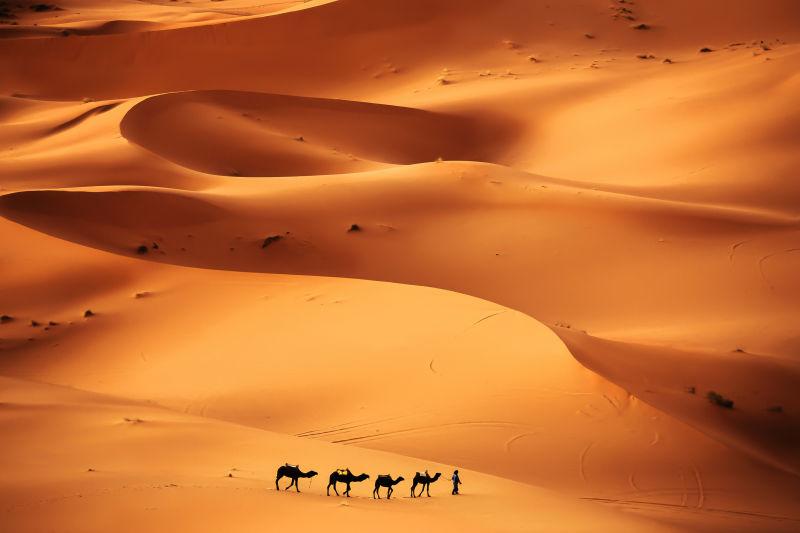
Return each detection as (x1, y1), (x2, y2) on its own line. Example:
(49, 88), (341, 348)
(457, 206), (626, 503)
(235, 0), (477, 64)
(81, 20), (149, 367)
(262, 235), (283, 248)
(30, 4), (61, 12)
(707, 391), (734, 409)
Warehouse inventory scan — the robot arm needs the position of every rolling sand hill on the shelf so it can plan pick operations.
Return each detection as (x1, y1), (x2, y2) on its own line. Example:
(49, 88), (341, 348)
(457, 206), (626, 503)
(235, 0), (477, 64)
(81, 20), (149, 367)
(1, 1), (799, 531)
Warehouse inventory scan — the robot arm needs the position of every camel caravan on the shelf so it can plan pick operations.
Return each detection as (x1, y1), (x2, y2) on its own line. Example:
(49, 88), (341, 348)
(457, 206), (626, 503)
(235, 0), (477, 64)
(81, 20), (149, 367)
(275, 464), (461, 499)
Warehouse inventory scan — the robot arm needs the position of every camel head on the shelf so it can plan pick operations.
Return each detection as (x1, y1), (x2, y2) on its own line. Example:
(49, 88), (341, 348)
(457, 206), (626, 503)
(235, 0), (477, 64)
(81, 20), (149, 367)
(306, 470), (318, 478)
(432, 472), (442, 481)
(395, 476), (405, 484)
(356, 473), (370, 481)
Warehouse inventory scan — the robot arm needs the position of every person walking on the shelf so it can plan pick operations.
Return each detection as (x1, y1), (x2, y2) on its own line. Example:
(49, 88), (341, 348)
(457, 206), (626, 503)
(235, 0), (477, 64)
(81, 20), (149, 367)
(451, 469), (462, 495)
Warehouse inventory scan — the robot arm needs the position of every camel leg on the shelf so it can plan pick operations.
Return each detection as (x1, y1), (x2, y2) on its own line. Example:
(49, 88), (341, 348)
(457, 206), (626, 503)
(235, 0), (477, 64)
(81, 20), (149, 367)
(276, 474), (282, 490)
(345, 482), (351, 497)
(426, 484), (431, 497)
(387, 486), (393, 499)
(374, 487), (380, 499)
(410, 483), (416, 498)
(295, 477), (301, 492)
(285, 477), (294, 491)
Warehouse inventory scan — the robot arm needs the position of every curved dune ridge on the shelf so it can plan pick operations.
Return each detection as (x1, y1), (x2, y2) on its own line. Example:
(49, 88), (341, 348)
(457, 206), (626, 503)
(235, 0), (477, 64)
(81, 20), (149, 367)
(2, 1), (800, 532)
(120, 90), (517, 176)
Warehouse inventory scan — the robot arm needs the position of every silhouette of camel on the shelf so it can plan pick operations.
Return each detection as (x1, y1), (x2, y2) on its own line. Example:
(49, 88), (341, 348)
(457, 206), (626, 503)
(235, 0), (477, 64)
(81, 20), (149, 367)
(275, 463), (318, 492)
(327, 469), (370, 497)
(373, 474), (404, 499)
(410, 471), (441, 497)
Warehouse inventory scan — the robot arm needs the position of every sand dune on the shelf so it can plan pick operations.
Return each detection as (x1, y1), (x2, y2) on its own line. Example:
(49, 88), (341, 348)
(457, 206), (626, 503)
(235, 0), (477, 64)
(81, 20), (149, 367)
(120, 90), (516, 176)
(2, 0), (800, 531)
(6, 376), (675, 533)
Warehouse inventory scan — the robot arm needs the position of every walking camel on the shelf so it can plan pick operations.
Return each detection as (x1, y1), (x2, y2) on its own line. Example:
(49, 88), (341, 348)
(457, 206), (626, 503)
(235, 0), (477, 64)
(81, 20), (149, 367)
(275, 463), (318, 492)
(373, 475), (404, 499)
(410, 471), (441, 497)
(327, 469), (370, 497)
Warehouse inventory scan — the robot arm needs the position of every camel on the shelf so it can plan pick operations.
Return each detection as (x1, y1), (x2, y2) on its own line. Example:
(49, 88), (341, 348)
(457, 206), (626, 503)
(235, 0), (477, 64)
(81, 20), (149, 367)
(275, 463), (318, 492)
(327, 469), (369, 497)
(410, 471), (441, 497)
(372, 474), (404, 499)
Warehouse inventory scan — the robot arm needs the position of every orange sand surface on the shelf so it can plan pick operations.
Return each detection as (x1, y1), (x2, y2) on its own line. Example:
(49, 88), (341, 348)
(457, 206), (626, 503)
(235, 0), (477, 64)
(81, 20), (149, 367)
(1, 1), (799, 531)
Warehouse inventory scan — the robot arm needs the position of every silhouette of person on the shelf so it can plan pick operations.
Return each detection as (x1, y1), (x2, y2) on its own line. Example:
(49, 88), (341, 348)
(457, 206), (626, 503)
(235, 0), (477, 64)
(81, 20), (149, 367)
(451, 470), (461, 495)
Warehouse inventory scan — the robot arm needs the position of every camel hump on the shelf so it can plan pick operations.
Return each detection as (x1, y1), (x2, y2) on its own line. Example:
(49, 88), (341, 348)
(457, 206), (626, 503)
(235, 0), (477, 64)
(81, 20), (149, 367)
(377, 474), (391, 479)
(337, 468), (349, 475)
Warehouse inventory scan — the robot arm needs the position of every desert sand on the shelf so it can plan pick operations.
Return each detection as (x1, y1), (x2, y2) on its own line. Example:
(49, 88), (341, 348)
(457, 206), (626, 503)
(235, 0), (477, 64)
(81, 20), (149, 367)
(1, 1), (799, 531)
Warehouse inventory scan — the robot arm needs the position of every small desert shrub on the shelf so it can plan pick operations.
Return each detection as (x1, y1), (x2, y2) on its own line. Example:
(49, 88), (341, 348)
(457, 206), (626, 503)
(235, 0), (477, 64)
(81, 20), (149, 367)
(348, 224), (362, 233)
(707, 391), (734, 409)
(30, 4), (60, 12)
(1, 315), (13, 324)
(699, 47), (714, 53)
(632, 23), (650, 30)
(136, 245), (149, 255)
(84, 309), (95, 318)
(767, 405), (783, 414)
(262, 235), (283, 248)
